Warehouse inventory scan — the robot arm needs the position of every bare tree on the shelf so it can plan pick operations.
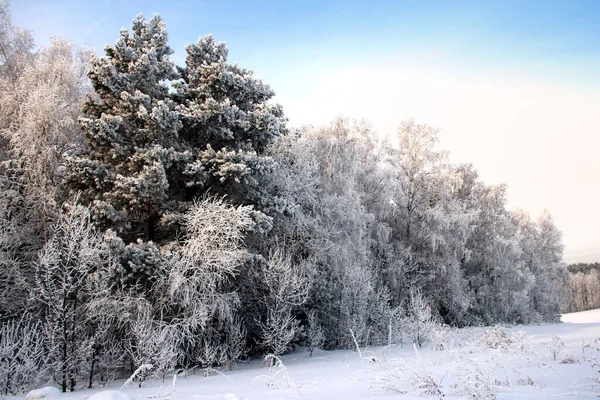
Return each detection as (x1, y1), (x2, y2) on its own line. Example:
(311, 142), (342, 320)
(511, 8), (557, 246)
(161, 197), (253, 366)
(404, 288), (438, 348)
(1, 36), (92, 235)
(257, 251), (309, 355)
(123, 300), (178, 387)
(0, 317), (45, 394)
(33, 200), (104, 392)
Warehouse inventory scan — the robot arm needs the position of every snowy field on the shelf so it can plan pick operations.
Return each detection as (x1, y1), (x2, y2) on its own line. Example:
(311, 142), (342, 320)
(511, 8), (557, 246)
(562, 308), (600, 324)
(12, 310), (600, 400)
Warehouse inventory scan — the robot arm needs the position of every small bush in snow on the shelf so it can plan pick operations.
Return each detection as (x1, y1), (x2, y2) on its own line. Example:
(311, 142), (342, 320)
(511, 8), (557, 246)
(509, 330), (534, 355)
(450, 358), (502, 400)
(306, 311), (325, 357)
(431, 325), (451, 351)
(481, 325), (512, 350)
(253, 354), (297, 391)
(370, 344), (444, 397)
(543, 335), (565, 361)
(559, 354), (576, 364)
(404, 289), (439, 348)
(256, 251), (309, 356)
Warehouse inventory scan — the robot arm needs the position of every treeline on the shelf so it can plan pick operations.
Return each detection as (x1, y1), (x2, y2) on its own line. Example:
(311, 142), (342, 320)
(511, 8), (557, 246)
(0, 4), (568, 395)
(568, 262), (600, 275)
(564, 263), (600, 313)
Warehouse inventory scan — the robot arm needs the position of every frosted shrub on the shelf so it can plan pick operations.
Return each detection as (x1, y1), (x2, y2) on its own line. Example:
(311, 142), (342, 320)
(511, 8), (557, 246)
(124, 302), (178, 386)
(33, 201), (105, 392)
(306, 311), (325, 357)
(450, 358), (502, 399)
(222, 320), (247, 370)
(431, 325), (451, 351)
(258, 312), (298, 357)
(195, 333), (227, 373)
(405, 289), (438, 348)
(253, 355), (296, 390)
(369, 366), (407, 394)
(481, 325), (512, 350)
(371, 347), (444, 397)
(0, 318), (45, 395)
(256, 251), (309, 355)
(509, 330), (534, 355)
(89, 340), (125, 388)
(543, 336), (565, 361)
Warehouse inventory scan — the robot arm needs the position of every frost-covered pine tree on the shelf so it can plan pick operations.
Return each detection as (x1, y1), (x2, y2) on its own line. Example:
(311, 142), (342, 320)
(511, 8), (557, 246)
(172, 35), (287, 237)
(64, 14), (182, 244)
(65, 16), (288, 287)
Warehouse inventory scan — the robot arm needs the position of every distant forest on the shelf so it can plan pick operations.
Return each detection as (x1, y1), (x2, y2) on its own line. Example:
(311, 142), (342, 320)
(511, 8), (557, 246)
(568, 262), (600, 275)
(565, 262), (600, 313)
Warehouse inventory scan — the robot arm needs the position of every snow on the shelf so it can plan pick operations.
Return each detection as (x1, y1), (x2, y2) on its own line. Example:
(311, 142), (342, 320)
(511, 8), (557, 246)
(24, 387), (61, 400)
(561, 308), (600, 324)
(10, 312), (600, 400)
(87, 391), (133, 400)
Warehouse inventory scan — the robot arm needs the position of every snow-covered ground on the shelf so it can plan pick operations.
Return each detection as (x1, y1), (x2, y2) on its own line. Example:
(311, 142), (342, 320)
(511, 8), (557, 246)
(12, 311), (600, 400)
(562, 308), (600, 324)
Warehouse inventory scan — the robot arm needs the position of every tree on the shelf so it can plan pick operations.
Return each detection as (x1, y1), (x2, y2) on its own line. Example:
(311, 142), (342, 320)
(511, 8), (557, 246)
(259, 119), (392, 348)
(405, 288), (438, 348)
(64, 14), (181, 244)
(256, 251), (309, 355)
(157, 197), (253, 368)
(32, 200), (106, 392)
(173, 34), (287, 239)
(64, 17), (287, 291)
(516, 210), (564, 321)
(0, 5), (91, 321)
(0, 317), (45, 395)
(461, 184), (532, 324)
(0, 0), (33, 92)
(384, 120), (472, 324)
(2, 37), (92, 232)
(123, 299), (177, 387)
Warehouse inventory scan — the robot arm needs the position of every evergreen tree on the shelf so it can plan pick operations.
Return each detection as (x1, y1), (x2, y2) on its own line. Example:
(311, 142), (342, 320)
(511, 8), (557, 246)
(174, 34), (287, 222)
(64, 14), (182, 244)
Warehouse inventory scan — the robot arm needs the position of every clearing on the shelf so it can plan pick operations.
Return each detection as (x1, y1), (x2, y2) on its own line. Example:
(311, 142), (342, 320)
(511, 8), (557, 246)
(14, 310), (600, 399)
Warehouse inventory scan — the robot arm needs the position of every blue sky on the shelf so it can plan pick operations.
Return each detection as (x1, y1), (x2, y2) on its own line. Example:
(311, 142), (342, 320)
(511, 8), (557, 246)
(11, 0), (600, 262)
(12, 0), (600, 86)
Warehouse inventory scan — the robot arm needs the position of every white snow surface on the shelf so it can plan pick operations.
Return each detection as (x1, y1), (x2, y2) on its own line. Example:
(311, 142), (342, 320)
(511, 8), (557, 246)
(25, 387), (61, 400)
(86, 391), (133, 400)
(561, 308), (600, 324)
(12, 312), (600, 400)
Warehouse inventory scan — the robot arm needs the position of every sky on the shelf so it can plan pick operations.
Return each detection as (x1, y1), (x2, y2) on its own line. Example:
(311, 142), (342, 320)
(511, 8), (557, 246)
(11, 0), (600, 263)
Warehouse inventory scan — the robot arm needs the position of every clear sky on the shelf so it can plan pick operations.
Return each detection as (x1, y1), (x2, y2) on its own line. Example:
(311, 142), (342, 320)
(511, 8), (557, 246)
(11, 0), (600, 263)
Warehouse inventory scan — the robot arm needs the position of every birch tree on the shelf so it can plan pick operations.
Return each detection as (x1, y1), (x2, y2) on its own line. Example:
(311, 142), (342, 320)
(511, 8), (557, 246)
(33, 201), (105, 392)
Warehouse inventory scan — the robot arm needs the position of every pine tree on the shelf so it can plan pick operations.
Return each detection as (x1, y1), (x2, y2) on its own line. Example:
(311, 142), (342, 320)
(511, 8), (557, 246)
(64, 17), (287, 272)
(64, 14), (182, 243)
(174, 34), (287, 217)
